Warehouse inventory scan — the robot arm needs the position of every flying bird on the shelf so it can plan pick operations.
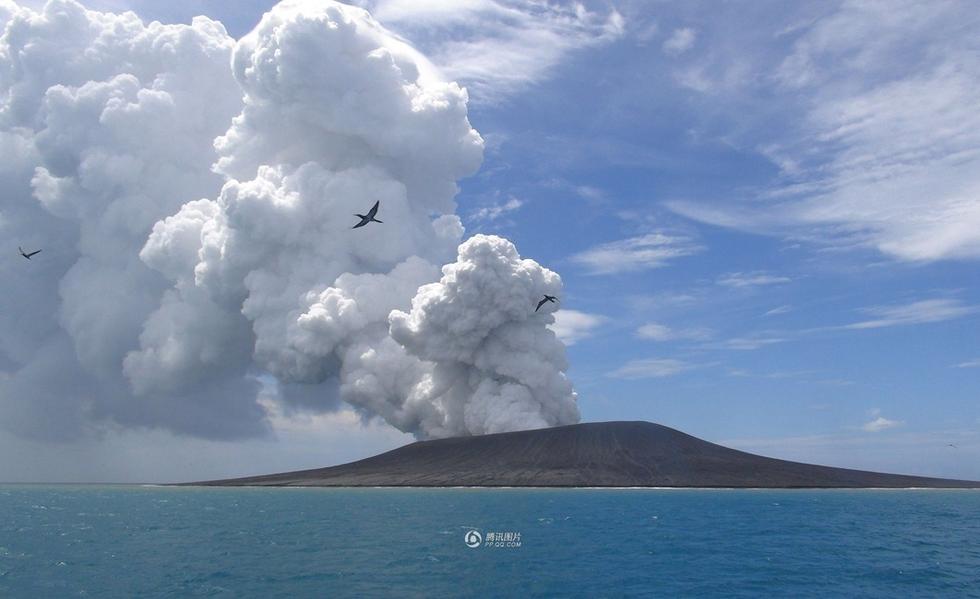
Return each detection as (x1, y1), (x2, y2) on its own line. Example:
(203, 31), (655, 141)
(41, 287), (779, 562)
(352, 200), (382, 229)
(18, 246), (41, 260)
(536, 295), (559, 312)
(948, 443), (958, 449)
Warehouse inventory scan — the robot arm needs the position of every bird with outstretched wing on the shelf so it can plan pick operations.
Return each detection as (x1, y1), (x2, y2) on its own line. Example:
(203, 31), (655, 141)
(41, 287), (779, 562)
(536, 295), (559, 312)
(352, 200), (383, 229)
(19, 246), (41, 260)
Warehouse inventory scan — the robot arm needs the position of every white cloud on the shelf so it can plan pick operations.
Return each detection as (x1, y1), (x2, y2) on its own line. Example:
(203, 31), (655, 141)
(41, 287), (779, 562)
(571, 232), (703, 274)
(609, 358), (694, 379)
(550, 309), (606, 346)
(470, 195), (522, 221)
(954, 358), (980, 369)
(726, 367), (813, 381)
(635, 322), (672, 341)
(573, 185), (607, 203)
(765, 305), (793, 316)
(668, 2), (980, 263)
(541, 178), (609, 205)
(662, 27), (696, 56)
(636, 322), (711, 342)
(358, 0), (625, 102)
(844, 299), (975, 330)
(0, 0), (581, 443)
(129, 1), (490, 441)
(862, 409), (903, 433)
(389, 235), (579, 436)
(713, 336), (786, 351)
(0, 0), (252, 439)
(632, 20), (659, 45)
(717, 271), (791, 288)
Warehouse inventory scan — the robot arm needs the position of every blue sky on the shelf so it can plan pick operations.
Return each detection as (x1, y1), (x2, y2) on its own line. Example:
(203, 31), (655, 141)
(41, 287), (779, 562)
(361, 0), (980, 476)
(3, 0), (977, 481)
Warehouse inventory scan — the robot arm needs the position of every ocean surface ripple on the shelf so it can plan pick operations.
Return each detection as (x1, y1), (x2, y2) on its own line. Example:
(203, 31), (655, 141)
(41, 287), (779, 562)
(1, 486), (978, 597)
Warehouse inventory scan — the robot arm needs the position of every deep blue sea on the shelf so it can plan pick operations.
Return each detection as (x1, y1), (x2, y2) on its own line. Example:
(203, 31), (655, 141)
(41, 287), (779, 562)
(1, 486), (978, 597)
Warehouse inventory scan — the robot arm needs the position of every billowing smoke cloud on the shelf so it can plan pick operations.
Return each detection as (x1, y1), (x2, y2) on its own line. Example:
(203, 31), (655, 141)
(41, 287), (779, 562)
(0, 0), (258, 439)
(387, 235), (579, 436)
(0, 0), (579, 441)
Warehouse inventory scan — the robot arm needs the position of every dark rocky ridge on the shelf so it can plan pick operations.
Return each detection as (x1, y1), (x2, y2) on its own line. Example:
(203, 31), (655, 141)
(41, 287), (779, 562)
(187, 421), (980, 488)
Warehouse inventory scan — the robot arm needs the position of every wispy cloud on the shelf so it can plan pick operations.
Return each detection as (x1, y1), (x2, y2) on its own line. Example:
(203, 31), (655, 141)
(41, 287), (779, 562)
(572, 185), (606, 204)
(693, 298), (974, 352)
(609, 358), (694, 379)
(862, 409), (903, 433)
(636, 322), (712, 342)
(362, 0), (625, 102)
(571, 232), (703, 275)
(716, 271), (791, 288)
(470, 196), (522, 222)
(662, 27), (696, 56)
(631, 19), (659, 46)
(726, 367), (813, 380)
(666, 2), (980, 263)
(844, 299), (975, 330)
(953, 358), (980, 369)
(549, 310), (606, 346)
(540, 178), (608, 205)
(764, 305), (793, 316)
(626, 291), (703, 313)
(712, 336), (786, 351)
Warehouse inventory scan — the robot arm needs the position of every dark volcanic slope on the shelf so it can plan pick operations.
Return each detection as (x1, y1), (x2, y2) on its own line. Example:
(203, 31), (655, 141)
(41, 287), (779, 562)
(190, 421), (980, 488)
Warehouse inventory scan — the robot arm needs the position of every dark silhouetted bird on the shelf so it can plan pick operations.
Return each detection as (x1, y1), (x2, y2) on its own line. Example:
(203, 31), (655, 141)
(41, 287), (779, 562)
(19, 246), (41, 260)
(948, 443), (958, 449)
(536, 295), (559, 312)
(352, 200), (382, 229)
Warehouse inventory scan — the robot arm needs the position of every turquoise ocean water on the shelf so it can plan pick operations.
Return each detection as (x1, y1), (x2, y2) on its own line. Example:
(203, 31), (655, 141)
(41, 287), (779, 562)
(1, 486), (978, 597)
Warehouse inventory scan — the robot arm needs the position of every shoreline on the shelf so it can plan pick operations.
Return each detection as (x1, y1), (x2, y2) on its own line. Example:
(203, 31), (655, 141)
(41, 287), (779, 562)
(2, 482), (979, 490)
(172, 484), (980, 490)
